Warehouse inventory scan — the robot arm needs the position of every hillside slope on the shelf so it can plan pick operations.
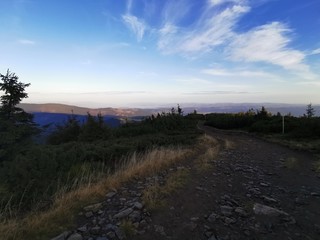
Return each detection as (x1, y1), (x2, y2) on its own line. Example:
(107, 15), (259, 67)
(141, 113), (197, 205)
(19, 103), (154, 117)
(51, 126), (320, 240)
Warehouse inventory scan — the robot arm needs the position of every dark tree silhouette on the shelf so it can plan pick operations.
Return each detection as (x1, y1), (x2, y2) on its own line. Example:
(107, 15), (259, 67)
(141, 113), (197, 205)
(0, 70), (37, 161)
(306, 103), (315, 118)
(0, 69), (31, 122)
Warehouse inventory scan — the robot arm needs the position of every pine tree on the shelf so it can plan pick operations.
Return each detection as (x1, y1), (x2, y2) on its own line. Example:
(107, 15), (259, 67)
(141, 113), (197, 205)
(306, 103), (315, 118)
(0, 70), (37, 161)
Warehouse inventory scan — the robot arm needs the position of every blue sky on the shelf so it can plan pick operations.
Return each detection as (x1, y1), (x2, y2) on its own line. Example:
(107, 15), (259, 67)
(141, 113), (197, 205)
(0, 0), (319, 107)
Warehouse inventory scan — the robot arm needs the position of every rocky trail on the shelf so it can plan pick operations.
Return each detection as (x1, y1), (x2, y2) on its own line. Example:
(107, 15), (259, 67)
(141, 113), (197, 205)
(52, 126), (320, 240)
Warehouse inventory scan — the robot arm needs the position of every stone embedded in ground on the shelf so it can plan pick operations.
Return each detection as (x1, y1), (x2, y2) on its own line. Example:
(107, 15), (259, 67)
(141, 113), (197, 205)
(115, 227), (126, 240)
(106, 231), (116, 239)
(113, 208), (134, 219)
(129, 210), (142, 222)
(154, 225), (166, 236)
(235, 207), (248, 217)
(67, 233), (83, 240)
(220, 205), (233, 216)
(85, 211), (93, 218)
(77, 225), (87, 232)
(51, 231), (71, 240)
(260, 182), (270, 187)
(311, 192), (320, 197)
(83, 203), (103, 212)
(262, 196), (278, 203)
(207, 212), (218, 223)
(133, 201), (144, 210)
(253, 203), (288, 217)
(90, 226), (101, 235)
(208, 235), (218, 240)
(96, 237), (108, 240)
(224, 217), (236, 225)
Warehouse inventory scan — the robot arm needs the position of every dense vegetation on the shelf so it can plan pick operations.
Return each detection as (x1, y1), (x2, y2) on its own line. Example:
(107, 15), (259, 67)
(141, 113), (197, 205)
(205, 105), (320, 139)
(0, 71), (201, 218)
(1, 70), (319, 221)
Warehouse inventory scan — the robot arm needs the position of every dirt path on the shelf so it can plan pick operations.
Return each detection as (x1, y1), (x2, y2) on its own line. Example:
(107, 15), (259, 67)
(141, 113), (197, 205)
(132, 126), (320, 240)
(54, 126), (320, 240)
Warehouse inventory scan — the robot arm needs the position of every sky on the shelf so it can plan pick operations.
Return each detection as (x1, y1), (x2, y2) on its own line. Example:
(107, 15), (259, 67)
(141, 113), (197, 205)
(0, 0), (319, 108)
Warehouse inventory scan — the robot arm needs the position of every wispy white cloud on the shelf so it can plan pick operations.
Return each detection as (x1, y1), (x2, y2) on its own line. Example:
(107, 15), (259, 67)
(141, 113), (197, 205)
(174, 76), (251, 90)
(79, 91), (148, 95)
(18, 39), (35, 45)
(158, 4), (249, 54)
(162, 0), (192, 24)
(295, 81), (320, 87)
(202, 67), (276, 78)
(183, 90), (254, 95)
(209, 0), (247, 7)
(122, 14), (147, 42)
(126, 0), (133, 13)
(226, 22), (317, 79)
(310, 48), (320, 55)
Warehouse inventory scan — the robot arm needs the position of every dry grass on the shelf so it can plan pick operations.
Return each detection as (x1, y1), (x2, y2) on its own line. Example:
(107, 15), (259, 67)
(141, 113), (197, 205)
(119, 219), (135, 237)
(265, 136), (320, 153)
(0, 134), (221, 240)
(0, 146), (195, 240)
(195, 135), (220, 171)
(283, 157), (300, 169)
(224, 139), (235, 150)
(142, 168), (190, 210)
(314, 155), (320, 173)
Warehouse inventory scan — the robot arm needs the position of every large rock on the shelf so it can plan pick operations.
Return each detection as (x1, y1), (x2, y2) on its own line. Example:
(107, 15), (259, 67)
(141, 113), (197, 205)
(253, 203), (296, 226)
(253, 203), (288, 217)
(113, 208), (134, 219)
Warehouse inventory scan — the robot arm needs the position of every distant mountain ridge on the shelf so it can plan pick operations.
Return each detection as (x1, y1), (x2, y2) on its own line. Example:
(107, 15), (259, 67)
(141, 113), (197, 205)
(19, 103), (154, 117)
(19, 102), (319, 117)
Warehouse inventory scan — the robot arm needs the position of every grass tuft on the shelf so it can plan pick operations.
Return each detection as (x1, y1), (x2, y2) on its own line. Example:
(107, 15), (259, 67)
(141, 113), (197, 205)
(195, 135), (220, 171)
(119, 219), (135, 238)
(283, 157), (299, 169)
(142, 169), (190, 210)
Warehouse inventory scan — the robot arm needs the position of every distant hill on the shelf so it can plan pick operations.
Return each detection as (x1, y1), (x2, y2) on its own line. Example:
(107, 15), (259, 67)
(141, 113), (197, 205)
(19, 102), (319, 118)
(19, 103), (155, 117)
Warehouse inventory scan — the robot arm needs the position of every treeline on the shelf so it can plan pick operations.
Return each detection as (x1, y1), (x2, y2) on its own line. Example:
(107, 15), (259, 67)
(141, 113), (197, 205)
(204, 106), (320, 138)
(0, 70), (201, 216)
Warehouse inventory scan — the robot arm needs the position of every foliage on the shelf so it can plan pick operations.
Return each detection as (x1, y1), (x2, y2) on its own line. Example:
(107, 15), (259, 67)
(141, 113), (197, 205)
(0, 70), (38, 162)
(0, 104), (201, 215)
(306, 103), (315, 118)
(205, 106), (320, 139)
(0, 70), (31, 121)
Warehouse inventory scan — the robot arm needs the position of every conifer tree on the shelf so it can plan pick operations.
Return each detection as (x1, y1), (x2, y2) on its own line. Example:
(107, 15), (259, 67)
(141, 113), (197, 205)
(306, 103), (315, 118)
(0, 70), (36, 161)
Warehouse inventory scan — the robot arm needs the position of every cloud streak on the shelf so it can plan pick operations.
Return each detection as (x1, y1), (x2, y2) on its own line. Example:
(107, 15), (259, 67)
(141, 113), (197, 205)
(310, 48), (320, 55)
(227, 22), (307, 71)
(122, 14), (147, 42)
(158, 4), (250, 54)
(202, 68), (276, 78)
(183, 90), (258, 95)
(18, 39), (35, 45)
